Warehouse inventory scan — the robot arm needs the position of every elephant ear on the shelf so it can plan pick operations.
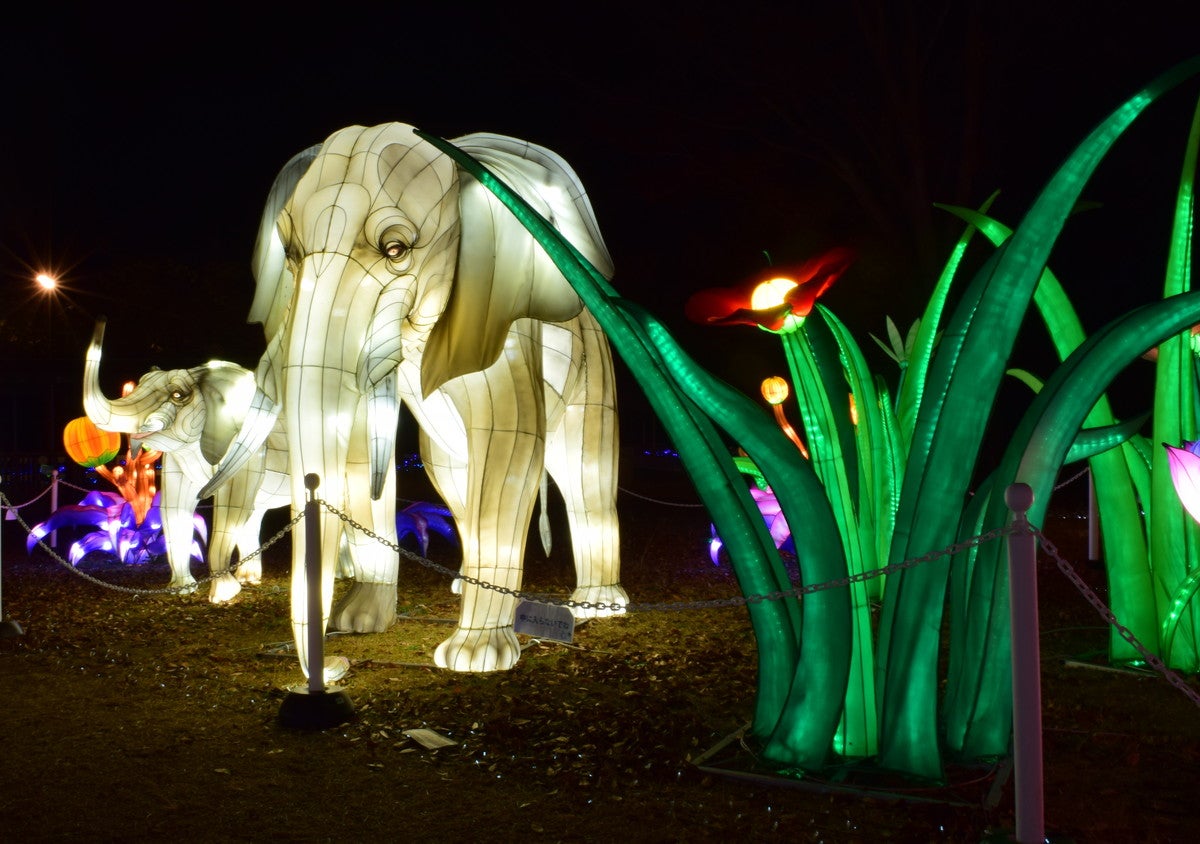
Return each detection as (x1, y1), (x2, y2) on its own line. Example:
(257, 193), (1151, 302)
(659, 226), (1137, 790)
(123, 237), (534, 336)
(247, 143), (323, 340)
(420, 133), (614, 396)
(194, 362), (259, 465)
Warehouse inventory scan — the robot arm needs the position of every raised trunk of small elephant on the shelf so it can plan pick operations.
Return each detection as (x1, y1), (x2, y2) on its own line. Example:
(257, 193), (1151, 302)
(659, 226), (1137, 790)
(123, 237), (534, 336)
(82, 319), (155, 433)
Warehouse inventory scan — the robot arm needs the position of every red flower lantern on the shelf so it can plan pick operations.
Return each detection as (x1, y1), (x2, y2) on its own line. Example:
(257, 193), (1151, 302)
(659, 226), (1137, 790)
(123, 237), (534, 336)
(684, 247), (855, 332)
(63, 417), (121, 468)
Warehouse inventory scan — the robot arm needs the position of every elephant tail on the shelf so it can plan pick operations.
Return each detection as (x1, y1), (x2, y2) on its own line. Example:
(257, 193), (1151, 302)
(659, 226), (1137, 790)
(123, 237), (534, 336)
(538, 470), (552, 557)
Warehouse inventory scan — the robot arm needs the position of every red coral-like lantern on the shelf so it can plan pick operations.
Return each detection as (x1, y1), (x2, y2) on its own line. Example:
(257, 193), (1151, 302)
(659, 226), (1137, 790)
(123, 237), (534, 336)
(63, 417), (121, 468)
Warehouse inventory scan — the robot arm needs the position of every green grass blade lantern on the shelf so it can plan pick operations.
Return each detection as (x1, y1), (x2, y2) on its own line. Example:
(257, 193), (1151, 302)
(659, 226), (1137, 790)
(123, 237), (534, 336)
(415, 53), (1200, 780)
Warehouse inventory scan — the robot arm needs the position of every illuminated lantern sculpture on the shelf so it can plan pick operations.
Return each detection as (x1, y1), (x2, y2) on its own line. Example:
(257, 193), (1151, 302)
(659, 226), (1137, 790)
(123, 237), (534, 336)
(760, 376), (808, 458)
(688, 248), (883, 758)
(63, 416), (121, 468)
(83, 333), (455, 607)
(64, 415), (160, 526)
(684, 249), (853, 332)
(186, 123), (625, 679)
(1166, 441), (1200, 522)
(83, 336), (304, 599)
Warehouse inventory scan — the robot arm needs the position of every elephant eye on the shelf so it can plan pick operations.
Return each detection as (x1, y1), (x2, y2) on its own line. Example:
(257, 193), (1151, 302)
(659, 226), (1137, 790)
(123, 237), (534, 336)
(169, 387), (191, 406)
(382, 240), (410, 261)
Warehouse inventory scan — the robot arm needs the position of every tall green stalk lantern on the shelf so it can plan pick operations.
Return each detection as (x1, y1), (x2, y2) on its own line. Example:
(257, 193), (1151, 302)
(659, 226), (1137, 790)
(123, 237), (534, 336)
(418, 129), (856, 769)
(685, 249), (883, 758)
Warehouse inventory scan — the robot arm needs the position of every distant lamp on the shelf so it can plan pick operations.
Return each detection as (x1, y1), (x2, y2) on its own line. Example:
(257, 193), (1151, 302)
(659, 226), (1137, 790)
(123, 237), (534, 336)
(35, 273), (57, 291)
(760, 376), (809, 459)
(63, 416), (122, 469)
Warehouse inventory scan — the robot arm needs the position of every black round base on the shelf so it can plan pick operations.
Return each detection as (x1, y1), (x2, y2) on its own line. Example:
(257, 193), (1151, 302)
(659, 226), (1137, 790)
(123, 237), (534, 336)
(0, 617), (24, 639)
(278, 686), (356, 730)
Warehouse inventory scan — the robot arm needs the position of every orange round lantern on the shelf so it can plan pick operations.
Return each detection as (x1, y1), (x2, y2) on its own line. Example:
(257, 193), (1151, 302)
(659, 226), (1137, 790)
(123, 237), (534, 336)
(760, 376), (790, 406)
(63, 416), (122, 468)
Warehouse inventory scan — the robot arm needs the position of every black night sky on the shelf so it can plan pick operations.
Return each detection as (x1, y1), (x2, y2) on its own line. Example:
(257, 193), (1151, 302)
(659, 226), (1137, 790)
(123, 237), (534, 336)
(4, 3), (1200, 453)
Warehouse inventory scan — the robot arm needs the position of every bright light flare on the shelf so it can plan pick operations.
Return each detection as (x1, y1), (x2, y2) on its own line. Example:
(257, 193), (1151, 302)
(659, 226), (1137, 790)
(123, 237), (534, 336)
(750, 277), (798, 311)
(35, 273), (58, 291)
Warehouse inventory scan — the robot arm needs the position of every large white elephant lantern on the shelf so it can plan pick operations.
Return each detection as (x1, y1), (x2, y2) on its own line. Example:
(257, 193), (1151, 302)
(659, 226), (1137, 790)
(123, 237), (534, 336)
(203, 123), (626, 675)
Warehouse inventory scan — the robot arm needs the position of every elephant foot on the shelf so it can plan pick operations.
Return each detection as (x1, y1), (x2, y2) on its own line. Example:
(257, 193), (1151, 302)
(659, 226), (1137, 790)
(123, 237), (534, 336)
(236, 559), (262, 586)
(208, 572), (243, 604)
(434, 626), (521, 672)
(570, 584), (629, 619)
(331, 582), (397, 633)
(323, 655), (350, 684)
(168, 575), (198, 595)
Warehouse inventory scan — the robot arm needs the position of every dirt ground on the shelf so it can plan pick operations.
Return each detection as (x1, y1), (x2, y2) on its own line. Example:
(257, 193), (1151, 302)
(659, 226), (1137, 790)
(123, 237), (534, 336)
(2, 460), (1200, 842)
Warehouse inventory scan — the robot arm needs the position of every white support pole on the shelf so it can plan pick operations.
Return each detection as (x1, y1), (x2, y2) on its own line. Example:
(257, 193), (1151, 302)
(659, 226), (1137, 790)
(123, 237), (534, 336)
(304, 473), (324, 695)
(277, 473), (354, 729)
(0, 477), (26, 638)
(50, 468), (59, 548)
(1005, 482), (1044, 844)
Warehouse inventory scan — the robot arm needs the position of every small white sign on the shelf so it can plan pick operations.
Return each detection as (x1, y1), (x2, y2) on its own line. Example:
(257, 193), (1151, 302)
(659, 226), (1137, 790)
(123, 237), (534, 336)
(403, 728), (457, 749)
(513, 600), (575, 644)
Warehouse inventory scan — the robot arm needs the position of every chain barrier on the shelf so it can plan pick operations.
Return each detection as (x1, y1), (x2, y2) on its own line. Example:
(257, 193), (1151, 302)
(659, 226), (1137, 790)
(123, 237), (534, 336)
(0, 489), (304, 596)
(8, 479), (1200, 710)
(617, 486), (708, 508)
(319, 499), (1014, 612)
(1052, 466), (1090, 493)
(0, 483), (54, 511)
(1030, 524), (1200, 708)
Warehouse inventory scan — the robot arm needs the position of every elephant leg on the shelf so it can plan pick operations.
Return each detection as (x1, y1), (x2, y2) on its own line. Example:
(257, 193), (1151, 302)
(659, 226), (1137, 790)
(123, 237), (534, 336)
(206, 500), (243, 604)
(417, 428), (468, 595)
(159, 464), (200, 593)
(331, 404), (400, 633)
(433, 329), (545, 672)
(233, 507), (268, 585)
(544, 312), (626, 618)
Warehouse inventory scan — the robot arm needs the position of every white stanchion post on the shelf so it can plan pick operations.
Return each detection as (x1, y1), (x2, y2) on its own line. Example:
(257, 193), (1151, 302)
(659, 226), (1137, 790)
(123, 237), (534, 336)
(278, 473), (354, 729)
(304, 473), (324, 695)
(50, 468), (59, 548)
(1006, 482), (1044, 844)
(0, 478), (26, 638)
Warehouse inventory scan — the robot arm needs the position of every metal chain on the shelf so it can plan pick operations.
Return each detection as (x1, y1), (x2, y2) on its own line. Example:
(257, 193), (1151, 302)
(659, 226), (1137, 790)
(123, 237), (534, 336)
(320, 499), (1013, 612)
(0, 483), (54, 511)
(617, 486), (708, 508)
(1031, 525), (1200, 708)
(1052, 466), (1090, 492)
(1, 490), (305, 596)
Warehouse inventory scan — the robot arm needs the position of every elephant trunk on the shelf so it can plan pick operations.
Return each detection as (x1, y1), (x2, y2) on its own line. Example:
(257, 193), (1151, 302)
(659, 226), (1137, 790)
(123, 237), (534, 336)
(82, 318), (143, 433)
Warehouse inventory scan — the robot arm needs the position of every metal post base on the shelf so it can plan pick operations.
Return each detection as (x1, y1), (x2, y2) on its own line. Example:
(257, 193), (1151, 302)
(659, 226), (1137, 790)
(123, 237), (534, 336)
(278, 686), (356, 730)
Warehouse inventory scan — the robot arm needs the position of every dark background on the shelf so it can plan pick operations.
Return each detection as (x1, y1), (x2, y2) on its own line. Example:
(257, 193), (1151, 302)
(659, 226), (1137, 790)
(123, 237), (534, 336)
(3, 2), (1200, 460)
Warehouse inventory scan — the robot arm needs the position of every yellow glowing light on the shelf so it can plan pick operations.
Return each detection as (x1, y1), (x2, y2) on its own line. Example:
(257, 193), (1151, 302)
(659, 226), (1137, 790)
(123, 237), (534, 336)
(122, 381), (136, 398)
(750, 277), (798, 311)
(849, 393), (858, 426)
(761, 376), (790, 406)
(36, 273), (58, 290)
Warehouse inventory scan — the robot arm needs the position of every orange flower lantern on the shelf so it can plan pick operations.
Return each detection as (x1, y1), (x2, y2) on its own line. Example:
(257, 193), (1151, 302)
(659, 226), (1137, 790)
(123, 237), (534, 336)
(760, 376), (790, 406)
(759, 377), (809, 459)
(63, 416), (121, 468)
